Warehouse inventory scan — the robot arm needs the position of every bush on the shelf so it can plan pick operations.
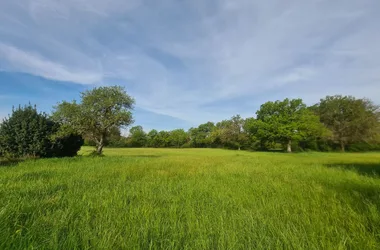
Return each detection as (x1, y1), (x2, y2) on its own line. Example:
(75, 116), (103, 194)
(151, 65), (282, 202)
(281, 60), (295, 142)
(49, 134), (84, 157)
(315, 140), (334, 152)
(347, 142), (380, 152)
(181, 142), (192, 148)
(298, 140), (319, 151)
(0, 105), (53, 158)
(0, 105), (83, 158)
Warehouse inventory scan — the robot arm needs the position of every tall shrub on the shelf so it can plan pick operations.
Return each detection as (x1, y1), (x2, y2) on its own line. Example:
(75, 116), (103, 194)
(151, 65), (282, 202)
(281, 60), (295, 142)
(0, 105), (83, 158)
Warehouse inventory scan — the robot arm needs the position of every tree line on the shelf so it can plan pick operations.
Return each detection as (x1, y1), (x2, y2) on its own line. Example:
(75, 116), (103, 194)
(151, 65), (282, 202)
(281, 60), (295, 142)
(1, 86), (379, 159)
(89, 95), (380, 153)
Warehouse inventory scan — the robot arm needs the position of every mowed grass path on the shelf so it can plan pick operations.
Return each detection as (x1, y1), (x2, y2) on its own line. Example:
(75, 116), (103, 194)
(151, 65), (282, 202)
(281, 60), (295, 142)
(1, 148), (380, 249)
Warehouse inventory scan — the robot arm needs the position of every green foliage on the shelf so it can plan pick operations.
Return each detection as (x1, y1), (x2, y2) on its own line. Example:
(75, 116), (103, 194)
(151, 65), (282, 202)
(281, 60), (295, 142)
(1, 148), (380, 249)
(143, 129), (188, 148)
(50, 134), (84, 157)
(0, 105), (83, 158)
(146, 129), (160, 147)
(52, 86), (135, 154)
(0, 105), (54, 158)
(189, 122), (215, 148)
(124, 95), (379, 153)
(315, 95), (380, 152)
(155, 131), (171, 148)
(168, 129), (188, 148)
(43, 89), (380, 153)
(251, 98), (329, 152)
(105, 126), (123, 146)
(347, 142), (380, 152)
(84, 126), (127, 148)
(128, 126), (147, 147)
(212, 115), (249, 150)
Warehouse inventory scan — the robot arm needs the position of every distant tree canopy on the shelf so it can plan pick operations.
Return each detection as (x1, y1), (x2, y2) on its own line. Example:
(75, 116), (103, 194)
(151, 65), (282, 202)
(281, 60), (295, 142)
(250, 99), (329, 152)
(146, 129), (159, 148)
(212, 115), (248, 150)
(128, 126), (147, 147)
(0, 105), (83, 158)
(1, 86), (379, 156)
(52, 86), (135, 155)
(168, 129), (188, 148)
(140, 129), (187, 148)
(189, 122), (215, 148)
(83, 126), (124, 147)
(108, 96), (379, 153)
(313, 95), (379, 152)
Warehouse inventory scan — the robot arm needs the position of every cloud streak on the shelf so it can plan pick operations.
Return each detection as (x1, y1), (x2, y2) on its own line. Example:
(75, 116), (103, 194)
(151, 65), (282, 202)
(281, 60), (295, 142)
(0, 43), (102, 84)
(0, 0), (379, 126)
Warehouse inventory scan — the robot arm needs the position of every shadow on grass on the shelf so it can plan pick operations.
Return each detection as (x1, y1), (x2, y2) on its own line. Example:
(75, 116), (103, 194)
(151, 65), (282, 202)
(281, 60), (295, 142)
(81, 153), (162, 159)
(325, 163), (380, 178)
(330, 179), (380, 216)
(126, 155), (161, 158)
(0, 158), (23, 167)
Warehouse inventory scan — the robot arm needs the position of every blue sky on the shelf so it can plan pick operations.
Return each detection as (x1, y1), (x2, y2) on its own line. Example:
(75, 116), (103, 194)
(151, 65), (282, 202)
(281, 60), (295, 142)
(0, 0), (379, 132)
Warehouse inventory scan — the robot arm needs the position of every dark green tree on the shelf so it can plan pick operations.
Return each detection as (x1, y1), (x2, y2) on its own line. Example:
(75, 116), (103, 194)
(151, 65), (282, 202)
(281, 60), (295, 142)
(146, 129), (159, 147)
(105, 126), (124, 147)
(0, 105), (53, 157)
(156, 131), (170, 148)
(189, 122), (215, 148)
(0, 104), (83, 158)
(168, 129), (188, 148)
(212, 115), (249, 150)
(314, 95), (379, 152)
(254, 98), (328, 152)
(49, 133), (84, 157)
(128, 126), (147, 147)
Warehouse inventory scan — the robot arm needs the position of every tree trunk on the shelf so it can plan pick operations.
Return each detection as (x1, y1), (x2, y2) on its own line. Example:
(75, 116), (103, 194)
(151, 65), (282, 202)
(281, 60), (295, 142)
(96, 144), (104, 155)
(340, 141), (345, 152)
(287, 139), (292, 153)
(96, 135), (105, 155)
(238, 146), (241, 150)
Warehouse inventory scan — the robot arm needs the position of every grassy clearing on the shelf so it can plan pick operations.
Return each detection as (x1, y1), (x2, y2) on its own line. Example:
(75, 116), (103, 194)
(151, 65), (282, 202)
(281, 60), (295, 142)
(1, 147), (380, 249)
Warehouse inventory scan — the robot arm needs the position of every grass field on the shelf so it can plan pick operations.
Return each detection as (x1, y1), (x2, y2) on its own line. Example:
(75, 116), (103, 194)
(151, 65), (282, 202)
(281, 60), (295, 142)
(1, 147), (380, 249)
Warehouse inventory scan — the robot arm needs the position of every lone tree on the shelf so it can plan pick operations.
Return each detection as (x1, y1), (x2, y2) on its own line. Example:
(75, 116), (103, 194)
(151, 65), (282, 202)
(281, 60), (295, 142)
(253, 98), (328, 153)
(314, 95), (379, 152)
(52, 86), (135, 154)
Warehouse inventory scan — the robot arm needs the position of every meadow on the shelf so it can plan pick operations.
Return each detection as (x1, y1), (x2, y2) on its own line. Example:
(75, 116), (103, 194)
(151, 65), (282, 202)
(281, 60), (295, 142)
(0, 147), (380, 249)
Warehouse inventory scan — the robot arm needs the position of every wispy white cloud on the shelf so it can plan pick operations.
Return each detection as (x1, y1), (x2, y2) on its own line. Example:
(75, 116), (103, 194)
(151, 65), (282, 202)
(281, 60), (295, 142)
(0, 0), (379, 126)
(0, 43), (102, 84)
(275, 67), (317, 84)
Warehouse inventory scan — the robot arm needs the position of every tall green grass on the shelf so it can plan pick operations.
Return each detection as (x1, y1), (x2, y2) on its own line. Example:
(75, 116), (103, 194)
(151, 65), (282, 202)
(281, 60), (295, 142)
(1, 147), (379, 249)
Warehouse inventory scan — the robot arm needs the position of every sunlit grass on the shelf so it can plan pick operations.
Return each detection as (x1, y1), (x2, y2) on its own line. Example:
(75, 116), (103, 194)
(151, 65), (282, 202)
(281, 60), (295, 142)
(1, 147), (379, 249)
